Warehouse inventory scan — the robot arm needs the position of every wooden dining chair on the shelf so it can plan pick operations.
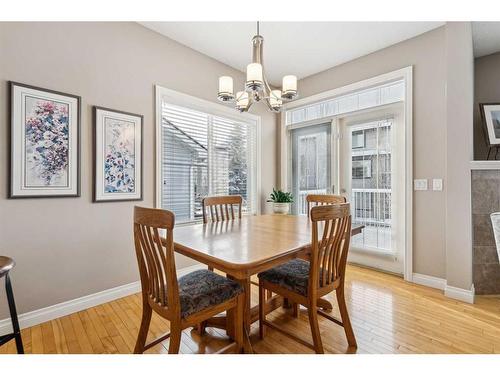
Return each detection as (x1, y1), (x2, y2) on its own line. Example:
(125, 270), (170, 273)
(202, 195), (243, 224)
(202, 195), (242, 273)
(133, 206), (244, 354)
(306, 194), (346, 218)
(258, 203), (357, 353)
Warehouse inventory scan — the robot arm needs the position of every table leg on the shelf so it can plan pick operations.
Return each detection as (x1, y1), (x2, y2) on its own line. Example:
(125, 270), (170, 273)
(242, 278), (252, 330)
(224, 277), (249, 340)
(240, 277), (253, 353)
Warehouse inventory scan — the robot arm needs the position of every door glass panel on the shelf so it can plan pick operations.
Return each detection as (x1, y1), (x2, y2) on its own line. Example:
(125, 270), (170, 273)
(291, 124), (331, 215)
(350, 120), (392, 252)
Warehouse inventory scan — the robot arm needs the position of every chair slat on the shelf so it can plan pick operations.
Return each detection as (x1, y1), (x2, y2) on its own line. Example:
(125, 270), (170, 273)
(202, 195), (243, 224)
(306, 194), (346, 218)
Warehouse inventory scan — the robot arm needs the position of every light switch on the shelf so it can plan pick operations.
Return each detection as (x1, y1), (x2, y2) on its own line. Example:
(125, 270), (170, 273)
(432, 179), (443, 191)
(414, 179), (428, 191)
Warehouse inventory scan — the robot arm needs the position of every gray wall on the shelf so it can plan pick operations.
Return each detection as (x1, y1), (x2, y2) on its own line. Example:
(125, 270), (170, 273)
(291, 23), (474, 290)
(444, 22), (473, 291)
(295, 26), (448, 279)
(0, 22), (277, 319)
(474, 52), (500, 160)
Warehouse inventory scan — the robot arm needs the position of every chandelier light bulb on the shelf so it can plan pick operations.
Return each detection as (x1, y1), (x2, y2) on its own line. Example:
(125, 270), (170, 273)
(270, 90), (282, 109)
(236, 91), (250, 111)
(282, 75), (298, 99)
(217, 76), (234, 101)
(246, 63), (263, 91)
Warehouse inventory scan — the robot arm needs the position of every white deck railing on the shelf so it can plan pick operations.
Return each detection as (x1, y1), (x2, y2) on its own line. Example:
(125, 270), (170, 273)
(351, 188), (391, 226)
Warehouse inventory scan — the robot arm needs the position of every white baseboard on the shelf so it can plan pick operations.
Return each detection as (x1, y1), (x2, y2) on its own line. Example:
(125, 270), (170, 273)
(412, 273), (446, 290)
(445, 284), (475, 304)
(0, 263), (205, 335)
(412, 273), (475, 304)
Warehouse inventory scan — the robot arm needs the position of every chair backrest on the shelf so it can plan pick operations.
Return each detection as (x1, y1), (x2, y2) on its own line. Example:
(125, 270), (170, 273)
(133, 206), (179, 316)
(309, 203), (352, 297)
(202, 195), (243, 224)
(306, 194), (346, 218)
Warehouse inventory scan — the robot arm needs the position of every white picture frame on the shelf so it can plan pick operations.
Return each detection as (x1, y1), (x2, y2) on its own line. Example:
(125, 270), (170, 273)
(93, 106), (143, 202)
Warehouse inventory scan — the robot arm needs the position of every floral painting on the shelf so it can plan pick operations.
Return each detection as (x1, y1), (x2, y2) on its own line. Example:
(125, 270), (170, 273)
(10, 82), (80, 198)
(94, 107), (142, 202)
(104, 118), (136, 193)
(25, 98), (70, 187)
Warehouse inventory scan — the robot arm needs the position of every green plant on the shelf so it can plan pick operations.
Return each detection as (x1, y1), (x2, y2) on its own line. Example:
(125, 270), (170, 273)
(267, 188), (293, 203)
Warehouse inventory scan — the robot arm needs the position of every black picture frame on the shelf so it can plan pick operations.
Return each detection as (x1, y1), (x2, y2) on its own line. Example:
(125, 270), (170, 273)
(92, 106), (144, 203)
(479, 103), (500, 160)
(9, 81), (81, 198)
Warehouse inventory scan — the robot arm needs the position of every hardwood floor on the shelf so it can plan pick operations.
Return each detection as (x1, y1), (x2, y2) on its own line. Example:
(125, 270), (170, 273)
(1, 265), (500, 354)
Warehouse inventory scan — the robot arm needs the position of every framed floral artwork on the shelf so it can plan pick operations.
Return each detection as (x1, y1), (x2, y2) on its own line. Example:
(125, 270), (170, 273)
(93, 106), (143, 202)
(9, 82), (81, 198)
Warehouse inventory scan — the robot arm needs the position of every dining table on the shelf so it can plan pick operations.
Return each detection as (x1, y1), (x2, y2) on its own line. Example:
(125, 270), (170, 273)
(171, 214), (364, 353)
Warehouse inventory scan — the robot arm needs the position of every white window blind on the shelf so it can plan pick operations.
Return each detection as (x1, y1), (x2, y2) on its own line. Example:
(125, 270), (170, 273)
(161, 102), (257, 224)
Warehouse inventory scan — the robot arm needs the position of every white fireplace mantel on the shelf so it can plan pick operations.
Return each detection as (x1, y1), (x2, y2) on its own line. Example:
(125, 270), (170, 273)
(470, 161), (500, 170)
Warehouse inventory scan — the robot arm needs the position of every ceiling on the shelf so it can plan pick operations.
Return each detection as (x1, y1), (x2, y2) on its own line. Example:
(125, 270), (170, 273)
(140, 22), (444, 86)
(472, 22), (500, 58)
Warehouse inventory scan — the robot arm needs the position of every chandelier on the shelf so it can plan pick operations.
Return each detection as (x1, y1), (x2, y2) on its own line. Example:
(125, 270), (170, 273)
(217, 22), (298, 112)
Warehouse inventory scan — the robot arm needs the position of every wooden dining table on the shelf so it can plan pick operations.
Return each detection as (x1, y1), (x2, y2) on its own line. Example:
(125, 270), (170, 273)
(172, 214), (363, 352)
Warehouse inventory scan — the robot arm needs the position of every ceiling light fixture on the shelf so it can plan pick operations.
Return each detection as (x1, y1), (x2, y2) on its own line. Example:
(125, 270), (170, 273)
(217, 22), (298, 112)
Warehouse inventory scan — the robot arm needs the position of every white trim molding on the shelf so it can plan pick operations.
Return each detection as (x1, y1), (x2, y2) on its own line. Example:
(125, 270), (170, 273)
(470, 160), (500, 170)
(445, 284), (475, 304)
(412, 273), (447, 290)
(0, 264), (205, 335)
(412, 273), (475, 304)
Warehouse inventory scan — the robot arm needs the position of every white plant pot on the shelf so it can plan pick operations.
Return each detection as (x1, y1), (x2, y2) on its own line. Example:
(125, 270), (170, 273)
(273, 202), (290, 215)
(490, 212), (500, 262)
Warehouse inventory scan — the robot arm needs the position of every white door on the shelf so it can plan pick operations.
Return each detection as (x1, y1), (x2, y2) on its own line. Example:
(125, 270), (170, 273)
(338, 109), (405, 275)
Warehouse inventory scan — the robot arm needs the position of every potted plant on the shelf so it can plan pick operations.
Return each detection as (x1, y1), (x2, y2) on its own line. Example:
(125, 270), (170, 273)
(267, 188), (293, 215)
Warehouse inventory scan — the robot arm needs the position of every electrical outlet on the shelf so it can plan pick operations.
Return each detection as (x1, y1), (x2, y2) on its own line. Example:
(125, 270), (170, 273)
(432, 179), (443, 191)
(414, 179), (428, 191)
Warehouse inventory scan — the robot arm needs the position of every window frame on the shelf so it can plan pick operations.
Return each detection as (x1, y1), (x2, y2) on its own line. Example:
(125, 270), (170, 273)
(155, 85), (262, 224)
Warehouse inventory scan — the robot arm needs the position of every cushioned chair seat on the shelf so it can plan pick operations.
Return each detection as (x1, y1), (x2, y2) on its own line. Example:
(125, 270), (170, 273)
(258, 259), (316, 296)
(178, 270), (243, 319)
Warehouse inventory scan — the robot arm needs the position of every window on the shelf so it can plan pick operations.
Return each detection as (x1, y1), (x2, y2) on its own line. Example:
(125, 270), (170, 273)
(352, 130), (365, 149)
(298, 135), (318, 190)
(352, 159), (372, 179)
(157, 88), (259, 224)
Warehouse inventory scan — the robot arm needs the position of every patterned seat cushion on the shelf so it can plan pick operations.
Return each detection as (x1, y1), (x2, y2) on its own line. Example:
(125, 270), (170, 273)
(258, 259), (314, 296)
(178, 269), (243, 319)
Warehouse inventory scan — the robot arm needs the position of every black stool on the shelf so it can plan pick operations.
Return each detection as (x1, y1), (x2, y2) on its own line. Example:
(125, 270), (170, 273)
(0, 256), (24, 353)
